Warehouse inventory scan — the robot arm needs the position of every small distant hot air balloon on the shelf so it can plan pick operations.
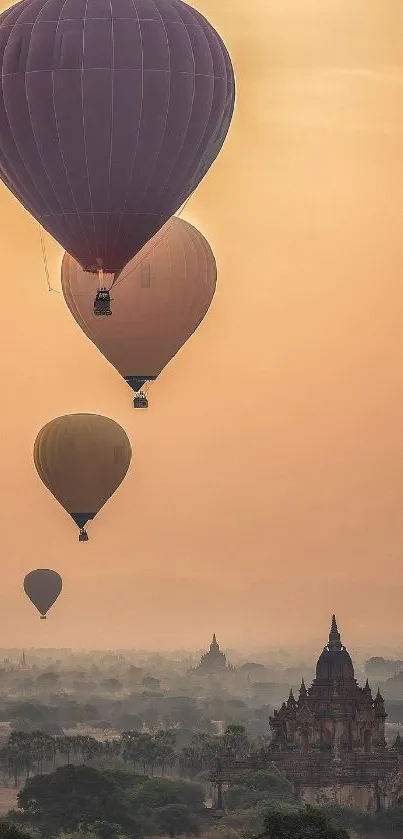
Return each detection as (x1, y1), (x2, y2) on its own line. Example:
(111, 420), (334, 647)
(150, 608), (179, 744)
(61, 218), (217, 407)
(34, 414), (132, 541)
(0, 0), (235, 282)
(24, 569), (62, 620)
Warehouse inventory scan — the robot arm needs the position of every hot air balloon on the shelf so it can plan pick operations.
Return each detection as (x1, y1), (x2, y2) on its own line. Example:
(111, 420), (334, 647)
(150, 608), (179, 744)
(0, 0), (235, 289)
(24, 569), (62, 619)
(61, 217), (217, 406)
(34, 414), (132, 541)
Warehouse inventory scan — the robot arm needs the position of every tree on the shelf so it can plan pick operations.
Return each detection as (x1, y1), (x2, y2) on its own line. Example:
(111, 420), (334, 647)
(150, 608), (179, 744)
(92, 821), (121, 839)
(0, 735), (32, 786)
(7, 703), (45, 723)
(221, 725), (250, 759)
(17, 765), (133, 835)
(36, 673), (60, 691)
(160, 697), (205, 730)
(0, 824), (33, 839)
(153, 804), (201, 837)
(103, 770), (146, 791)
(259, 804), (350, 839)
(130, 777), (205, 811)
(29, 732), (56, 773)
(76, 735), (100, 763)
(225, 771), (295, 813)
(121, 731), (143, 773)
(180, 744), (203, 779)
(154, 730), (176, 777)
(100, 679), (123, 694)
(56, 735), (78, 765)
(137, 733), (158, 775)
(374, 807), (403, 831)
(141, 676), (161, 691)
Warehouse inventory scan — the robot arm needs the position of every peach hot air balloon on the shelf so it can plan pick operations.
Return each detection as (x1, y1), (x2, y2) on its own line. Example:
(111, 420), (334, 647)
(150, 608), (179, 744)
(61, 218), (217, 407)
(34, 414), (132, 541)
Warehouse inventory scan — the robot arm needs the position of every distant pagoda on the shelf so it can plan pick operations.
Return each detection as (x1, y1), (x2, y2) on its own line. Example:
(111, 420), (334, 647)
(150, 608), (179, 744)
(192, 634), (230, 674)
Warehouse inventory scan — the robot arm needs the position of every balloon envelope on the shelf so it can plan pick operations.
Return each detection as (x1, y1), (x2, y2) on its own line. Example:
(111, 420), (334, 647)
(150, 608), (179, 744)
(61, 218), (217, 390)
(0, 0), (235, 273)
(24, 569), (62, 618)
(34, 414), (132, 535)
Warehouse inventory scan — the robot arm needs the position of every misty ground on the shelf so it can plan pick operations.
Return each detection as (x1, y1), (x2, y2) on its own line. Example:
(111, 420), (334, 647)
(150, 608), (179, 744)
(0, 642), (400, 838)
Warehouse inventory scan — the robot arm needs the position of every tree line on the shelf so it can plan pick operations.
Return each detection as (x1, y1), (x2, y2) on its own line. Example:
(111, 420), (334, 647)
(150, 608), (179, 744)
(2, 731), (403, 839)
(0, 762), (353, 839)
(0, 724), (263, 787)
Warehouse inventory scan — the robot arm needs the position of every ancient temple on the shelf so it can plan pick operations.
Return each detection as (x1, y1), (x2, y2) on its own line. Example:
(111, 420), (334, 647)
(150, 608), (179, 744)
(210, 616), (403, 813)
(270, 615), (387, 754)
(194, 634), (228, 674)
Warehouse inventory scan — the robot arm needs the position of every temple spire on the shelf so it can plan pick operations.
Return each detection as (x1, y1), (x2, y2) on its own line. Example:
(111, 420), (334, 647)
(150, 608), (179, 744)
(375, 687), (384, 704)
(328, 614), (342, 651)
(299, 677), (307, 701)
(363, 679), (373, 702)
(394, 731), (403, 753)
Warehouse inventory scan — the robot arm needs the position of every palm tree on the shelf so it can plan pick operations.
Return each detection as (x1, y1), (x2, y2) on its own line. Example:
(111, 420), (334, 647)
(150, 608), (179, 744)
(155, 730), (176, 777)
(77, 735), (100, 763)
(138, 733), (157, 775)
(56, 735), (77, 765)
(221, 724), (250, 760)
(179, 744), (201, 778)
(6, 733), (34, 781)
(121, 730), (143, 773)
(0, 742), (28, 787)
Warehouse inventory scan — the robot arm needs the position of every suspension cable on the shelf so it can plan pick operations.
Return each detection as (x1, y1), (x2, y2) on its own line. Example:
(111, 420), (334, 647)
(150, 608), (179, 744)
(39, 225), (61, 294)
(40, 190), (195, 296)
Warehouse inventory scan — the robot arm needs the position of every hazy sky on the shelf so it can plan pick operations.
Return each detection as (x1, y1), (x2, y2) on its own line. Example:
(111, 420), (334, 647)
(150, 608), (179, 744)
(1, 0), (403, 652)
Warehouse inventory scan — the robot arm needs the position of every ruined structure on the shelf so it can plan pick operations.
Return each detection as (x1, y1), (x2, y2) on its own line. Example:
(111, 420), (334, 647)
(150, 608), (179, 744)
(210, 616), (403, 813)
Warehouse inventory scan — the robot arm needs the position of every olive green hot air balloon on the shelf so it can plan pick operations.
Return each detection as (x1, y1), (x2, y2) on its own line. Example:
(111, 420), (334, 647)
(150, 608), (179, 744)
(61, 217), (217, 407)
(24, 569), (62, 619)
(34, 414), (132, 541)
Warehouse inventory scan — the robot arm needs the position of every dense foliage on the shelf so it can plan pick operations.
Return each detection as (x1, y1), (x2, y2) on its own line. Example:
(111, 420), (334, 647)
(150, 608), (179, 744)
(0, 726), (273, 787)
(9, 765), (205, 837)
(258, 804), (350, 839)
(0, 650), (401, 839)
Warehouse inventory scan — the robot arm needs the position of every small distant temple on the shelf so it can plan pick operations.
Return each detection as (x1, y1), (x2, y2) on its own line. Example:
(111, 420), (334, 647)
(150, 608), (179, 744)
(210, 616), (403, 813)
(191, 634), (230, 674)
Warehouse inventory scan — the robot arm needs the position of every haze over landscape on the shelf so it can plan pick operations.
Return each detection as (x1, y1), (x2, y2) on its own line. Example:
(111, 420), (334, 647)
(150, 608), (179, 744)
(0, 0), (402, 654)
(0, 0), (403, 837)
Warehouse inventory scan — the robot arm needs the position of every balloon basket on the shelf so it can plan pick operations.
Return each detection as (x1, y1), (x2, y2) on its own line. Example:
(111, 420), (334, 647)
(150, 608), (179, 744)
(79, 530), (89, 542)
(94, 289), (112, 316)
(40, 615), (47, 620)
(134, 393), (148, 409)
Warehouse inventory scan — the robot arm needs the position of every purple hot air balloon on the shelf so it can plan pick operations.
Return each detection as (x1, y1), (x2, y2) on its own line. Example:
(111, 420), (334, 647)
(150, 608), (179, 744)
(0, 0), (235, 274)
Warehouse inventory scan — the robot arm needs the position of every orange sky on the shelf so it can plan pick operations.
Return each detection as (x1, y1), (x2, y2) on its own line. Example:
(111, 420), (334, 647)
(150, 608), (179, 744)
(0, 0), (403, 652)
